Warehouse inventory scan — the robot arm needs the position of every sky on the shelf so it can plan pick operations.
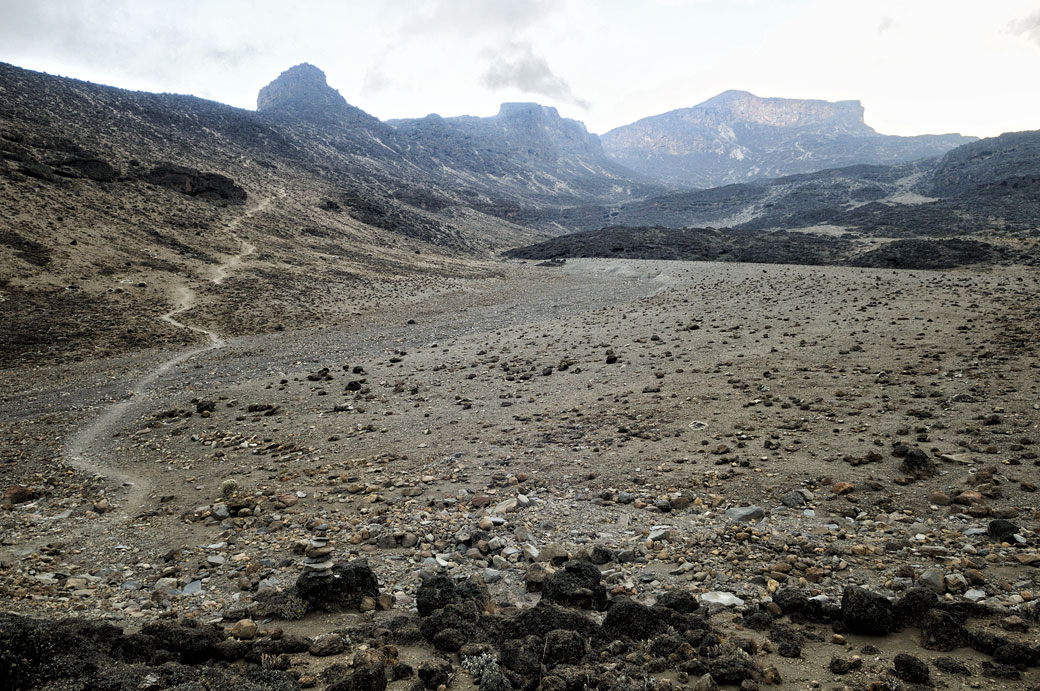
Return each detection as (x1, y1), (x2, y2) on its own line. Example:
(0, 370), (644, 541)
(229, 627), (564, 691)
(1, 0), (1038, 137)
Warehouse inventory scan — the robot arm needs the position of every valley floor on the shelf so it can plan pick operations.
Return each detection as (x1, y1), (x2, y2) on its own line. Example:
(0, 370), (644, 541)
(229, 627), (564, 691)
(1, 259), (1039, 689)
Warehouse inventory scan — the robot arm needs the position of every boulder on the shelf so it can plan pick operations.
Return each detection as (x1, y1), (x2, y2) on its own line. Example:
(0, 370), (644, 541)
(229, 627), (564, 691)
(296, 558), (380, 612)
(840, 586), (895, 635)
(541, 561), (607, 610)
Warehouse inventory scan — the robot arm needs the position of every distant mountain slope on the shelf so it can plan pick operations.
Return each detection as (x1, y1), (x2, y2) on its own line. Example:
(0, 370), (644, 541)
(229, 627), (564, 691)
(525, 128), (1040, 239)
(254, 64), (662, 207)
(601, 90), (974, 188)
(388, 102), (660, 205)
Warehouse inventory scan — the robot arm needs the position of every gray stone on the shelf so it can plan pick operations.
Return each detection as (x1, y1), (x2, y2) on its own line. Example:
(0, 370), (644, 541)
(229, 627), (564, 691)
(648, 526), (672, 542)
(494, 498), (518, 514)
(725, 505), (765, 522)
(919, 568), (945, 593)
(154, 577), (179, 592)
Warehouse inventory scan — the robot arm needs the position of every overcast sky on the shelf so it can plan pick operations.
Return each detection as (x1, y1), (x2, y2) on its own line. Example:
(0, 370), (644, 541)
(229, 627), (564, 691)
(1, 0), (1038, 137)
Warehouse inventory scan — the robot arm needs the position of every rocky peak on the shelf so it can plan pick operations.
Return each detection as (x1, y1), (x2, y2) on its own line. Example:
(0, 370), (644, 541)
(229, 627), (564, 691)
(493, 102), (597, 152)
(496, 102), (562, 121)
(257, 63), (355, 122)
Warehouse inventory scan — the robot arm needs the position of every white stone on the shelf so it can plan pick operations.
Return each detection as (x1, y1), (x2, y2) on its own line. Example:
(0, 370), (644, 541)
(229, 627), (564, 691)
(700, 591), (744, 607)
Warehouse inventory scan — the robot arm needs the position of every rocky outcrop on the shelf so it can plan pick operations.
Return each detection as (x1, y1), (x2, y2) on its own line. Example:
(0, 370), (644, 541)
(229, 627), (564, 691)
(143, 164), (247, 203)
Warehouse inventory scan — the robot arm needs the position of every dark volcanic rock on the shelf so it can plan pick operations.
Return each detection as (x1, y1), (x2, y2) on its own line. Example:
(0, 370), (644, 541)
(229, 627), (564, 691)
(920, 610), (969, 651)
(327, 663), (387, 691)
(934, 656), (972, 675)
(849, 238), (1006, 270)
(840, 586), (895, 635)
(505, 601), (598, 641)
(256, 63), (381, 130)
(295, 558), (380, 612)
(893, 653), (931, 683)
(0, 613), (298, 691)
(499, 635), (544, 678)
(772, 587), (838, 624)
(897, 445), (936, 478)
(543, 629), (587, 667)
(420, 603), (483, 653)
(657, 589), (701, 614)
(894, 587), (940, 628)
(417, 658), (454, 689)
(54, 156), (119, 181)
(600, 598), (670, 642)
(416, 574), (489, 617)
(541, 561), (607, 610)
(987, 519), (1020, 542)
(505, 225), (1019, 271)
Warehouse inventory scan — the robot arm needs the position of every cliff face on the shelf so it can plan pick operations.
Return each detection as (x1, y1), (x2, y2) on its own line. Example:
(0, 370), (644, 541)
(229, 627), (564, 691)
(601, 90), (974, 188)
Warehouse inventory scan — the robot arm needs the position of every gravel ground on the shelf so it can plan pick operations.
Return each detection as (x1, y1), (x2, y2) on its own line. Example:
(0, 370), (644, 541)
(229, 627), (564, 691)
(2, 258), (1039, 690)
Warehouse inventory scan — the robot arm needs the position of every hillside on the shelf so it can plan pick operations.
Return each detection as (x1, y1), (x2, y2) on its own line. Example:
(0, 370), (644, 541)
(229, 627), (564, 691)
(0, 62), (567, 364)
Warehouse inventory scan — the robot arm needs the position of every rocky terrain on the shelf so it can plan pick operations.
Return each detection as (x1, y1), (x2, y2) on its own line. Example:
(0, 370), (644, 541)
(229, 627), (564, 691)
(2, 61), (1040, 690)
(504, 227), (1037, 270)
(601, 90), (973, 188)
(3, 259), (1040, 690)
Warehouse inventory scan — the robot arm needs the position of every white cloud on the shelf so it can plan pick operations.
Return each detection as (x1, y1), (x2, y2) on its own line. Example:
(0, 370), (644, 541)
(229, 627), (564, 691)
(0, 0), (1036, 136)
(481, 42), (590, 109)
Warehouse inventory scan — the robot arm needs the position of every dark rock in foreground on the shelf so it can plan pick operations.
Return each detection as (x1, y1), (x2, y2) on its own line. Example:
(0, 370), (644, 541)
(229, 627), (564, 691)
(541, 561), (608, 610)
(0, 613), (299, 691)
(840, 586), (895, 635)
(295, 558), (380, 612)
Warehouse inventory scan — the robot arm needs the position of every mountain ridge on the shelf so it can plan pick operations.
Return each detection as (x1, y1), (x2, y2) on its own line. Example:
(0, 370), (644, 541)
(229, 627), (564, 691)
(601, 89), (974, 188)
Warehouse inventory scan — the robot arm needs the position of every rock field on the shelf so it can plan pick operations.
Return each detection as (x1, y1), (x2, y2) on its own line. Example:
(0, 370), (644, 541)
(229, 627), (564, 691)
(2, 258), (1039, 690)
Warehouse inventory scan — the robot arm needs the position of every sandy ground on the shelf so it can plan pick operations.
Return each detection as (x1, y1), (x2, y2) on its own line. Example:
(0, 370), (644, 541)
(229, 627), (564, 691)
(1, 258), (1039, 689)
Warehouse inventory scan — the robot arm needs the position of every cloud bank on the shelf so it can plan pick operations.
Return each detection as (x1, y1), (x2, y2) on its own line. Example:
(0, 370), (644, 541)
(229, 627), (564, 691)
(481, 42), (590, 109)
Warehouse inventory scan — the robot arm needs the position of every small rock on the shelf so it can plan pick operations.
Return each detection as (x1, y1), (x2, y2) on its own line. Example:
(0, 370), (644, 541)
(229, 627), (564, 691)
(832, 482), (855, 495)
(919, 568), (945, 593)
(230, 619), (257, 640)
(725, 506), (764, 522)
(701, 592), (744, 608)
(987, 519), (1019, 542)
(893, 653), (930, 684)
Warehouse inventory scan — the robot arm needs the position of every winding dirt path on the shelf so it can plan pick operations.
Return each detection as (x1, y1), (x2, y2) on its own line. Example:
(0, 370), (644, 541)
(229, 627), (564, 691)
(64, 198), (269, 514)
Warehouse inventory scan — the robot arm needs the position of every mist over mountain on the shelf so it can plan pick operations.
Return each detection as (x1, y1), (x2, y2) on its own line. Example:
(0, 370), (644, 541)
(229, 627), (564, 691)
(601, 90), (974, 188)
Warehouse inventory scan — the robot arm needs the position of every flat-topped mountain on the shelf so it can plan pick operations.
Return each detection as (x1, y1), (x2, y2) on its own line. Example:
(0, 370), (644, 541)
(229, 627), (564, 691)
(601, 90), (974, 187)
